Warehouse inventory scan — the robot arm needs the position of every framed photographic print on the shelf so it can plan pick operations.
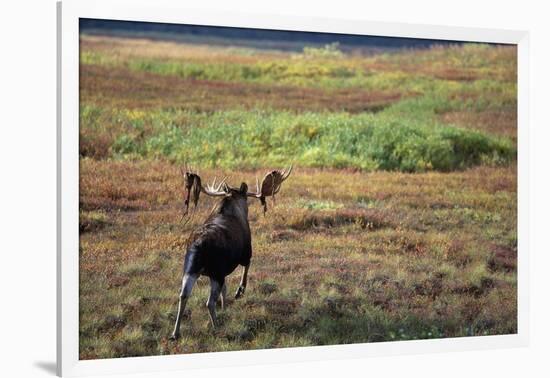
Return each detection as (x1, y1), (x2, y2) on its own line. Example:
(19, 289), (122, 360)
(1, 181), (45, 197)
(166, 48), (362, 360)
(57, 0), (529, 376)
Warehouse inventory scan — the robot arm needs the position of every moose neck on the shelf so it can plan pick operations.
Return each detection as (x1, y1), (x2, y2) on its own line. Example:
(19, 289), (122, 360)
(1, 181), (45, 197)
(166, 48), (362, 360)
(218, 196), (249, 224)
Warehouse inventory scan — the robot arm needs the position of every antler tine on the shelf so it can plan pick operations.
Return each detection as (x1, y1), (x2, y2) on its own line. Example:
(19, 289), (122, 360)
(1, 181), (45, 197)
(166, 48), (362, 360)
(202, 175), (228, 196)
(217, 176), (228, 191)
(206, 176), (217, 192)
(256, 176), (260, 194)
(281, 165), (293, 180)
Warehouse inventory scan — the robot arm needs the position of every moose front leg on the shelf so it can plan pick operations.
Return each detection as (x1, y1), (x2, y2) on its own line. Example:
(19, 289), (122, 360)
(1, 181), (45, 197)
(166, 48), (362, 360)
(235, 264), (250, 299)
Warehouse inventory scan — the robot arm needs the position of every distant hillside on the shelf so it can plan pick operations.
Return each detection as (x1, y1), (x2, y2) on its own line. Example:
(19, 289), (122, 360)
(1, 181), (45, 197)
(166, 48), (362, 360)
(80, 18), (474, 52)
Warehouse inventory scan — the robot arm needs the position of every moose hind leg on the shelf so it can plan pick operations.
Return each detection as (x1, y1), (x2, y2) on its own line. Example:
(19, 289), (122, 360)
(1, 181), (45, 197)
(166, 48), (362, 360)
(170, 273), (198, 340)
(235, 264), (249, 299)
(206, 278), (223, 328)
(219, 282), (227, 310)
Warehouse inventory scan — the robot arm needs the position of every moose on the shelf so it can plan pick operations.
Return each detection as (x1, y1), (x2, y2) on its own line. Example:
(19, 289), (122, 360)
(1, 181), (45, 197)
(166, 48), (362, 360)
(170, 165), (292, 340)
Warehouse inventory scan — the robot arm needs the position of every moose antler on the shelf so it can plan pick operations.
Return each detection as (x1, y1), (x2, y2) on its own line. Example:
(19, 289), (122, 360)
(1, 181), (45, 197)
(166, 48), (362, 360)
(180, 167), (203, 217)
(181, 165), (292, 217)
(247, 166), (293, 214)
(181, 165), (231, 218)
(202, 176), (229, 197)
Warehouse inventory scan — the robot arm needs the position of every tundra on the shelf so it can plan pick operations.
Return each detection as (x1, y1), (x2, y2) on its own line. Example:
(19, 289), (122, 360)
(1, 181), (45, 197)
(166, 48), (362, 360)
(170, 166), (292, 340)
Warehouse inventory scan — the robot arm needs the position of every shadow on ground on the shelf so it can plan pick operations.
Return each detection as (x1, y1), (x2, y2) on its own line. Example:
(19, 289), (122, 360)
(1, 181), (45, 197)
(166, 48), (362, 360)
(34, 361), (56, 375)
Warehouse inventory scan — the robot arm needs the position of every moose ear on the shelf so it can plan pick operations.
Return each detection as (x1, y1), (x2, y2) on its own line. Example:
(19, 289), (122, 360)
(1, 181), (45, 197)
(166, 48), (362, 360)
(239, 182), (248, 194)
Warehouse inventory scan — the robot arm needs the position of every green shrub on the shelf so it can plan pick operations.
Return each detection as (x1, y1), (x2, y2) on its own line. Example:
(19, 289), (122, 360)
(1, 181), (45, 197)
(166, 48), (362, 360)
(112, 135), (140, 155)
(99, 109), (514, 172)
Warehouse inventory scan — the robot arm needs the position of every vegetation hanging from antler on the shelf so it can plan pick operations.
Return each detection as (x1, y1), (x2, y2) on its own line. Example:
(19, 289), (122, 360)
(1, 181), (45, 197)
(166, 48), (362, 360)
(180, 164), (202, 217)
(248, 166), (293, 214)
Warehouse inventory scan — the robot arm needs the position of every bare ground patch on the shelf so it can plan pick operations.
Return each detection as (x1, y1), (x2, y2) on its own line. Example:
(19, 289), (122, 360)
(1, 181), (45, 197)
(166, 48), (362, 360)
(440, 109), (517, 141)
(80, 64), (403, 113)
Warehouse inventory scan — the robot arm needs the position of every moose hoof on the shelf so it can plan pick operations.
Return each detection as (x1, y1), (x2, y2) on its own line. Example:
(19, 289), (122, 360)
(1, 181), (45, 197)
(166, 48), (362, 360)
(169, 333), (180, 341)
(235, 286), (245, 299)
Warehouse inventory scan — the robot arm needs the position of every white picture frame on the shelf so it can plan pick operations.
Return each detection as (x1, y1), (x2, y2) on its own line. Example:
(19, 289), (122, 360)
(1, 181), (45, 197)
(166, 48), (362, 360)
(57, 0), (530, 376)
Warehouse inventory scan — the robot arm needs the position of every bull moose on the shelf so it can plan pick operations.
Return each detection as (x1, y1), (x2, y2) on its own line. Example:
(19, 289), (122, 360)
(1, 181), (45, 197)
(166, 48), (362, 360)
(170, 166), (292, 340)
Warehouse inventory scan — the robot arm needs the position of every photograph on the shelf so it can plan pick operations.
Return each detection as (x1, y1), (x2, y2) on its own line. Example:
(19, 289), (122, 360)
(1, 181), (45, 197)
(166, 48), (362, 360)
(78, 18), (518, 359)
